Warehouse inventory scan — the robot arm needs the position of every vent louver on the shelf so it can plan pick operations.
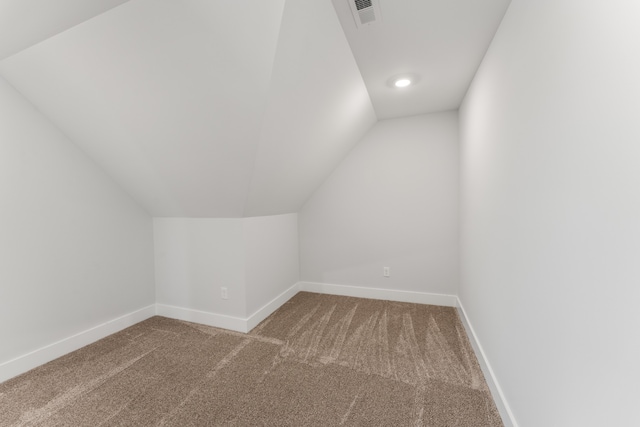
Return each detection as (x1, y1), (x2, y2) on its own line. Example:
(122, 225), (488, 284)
(349, 0), (381, 29)
(355, 0), (372, 10)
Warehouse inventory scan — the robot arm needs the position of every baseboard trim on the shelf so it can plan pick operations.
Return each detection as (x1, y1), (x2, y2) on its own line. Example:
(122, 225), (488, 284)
(0, 305), (156, 384)
(456, 298), (518, 427)
(246, 283), (300, 332)
(298, 281), (457, 307)
(157, 282), (301, 334)
(155, 304), (248, 333)
(157, 282), (457, 335)
(0, 286), (470, 387)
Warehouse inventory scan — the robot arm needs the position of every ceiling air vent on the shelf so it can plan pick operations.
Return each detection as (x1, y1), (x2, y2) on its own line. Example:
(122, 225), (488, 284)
(349, 0), (382, 29)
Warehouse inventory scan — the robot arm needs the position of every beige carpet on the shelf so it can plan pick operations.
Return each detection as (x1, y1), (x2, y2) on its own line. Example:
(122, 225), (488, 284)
(0, 292), (503, 426)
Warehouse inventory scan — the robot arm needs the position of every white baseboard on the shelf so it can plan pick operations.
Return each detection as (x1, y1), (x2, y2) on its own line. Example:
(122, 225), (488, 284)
(246, 283), (300, 332)
(157, 282), (301, 334)
(298, 281), (458, 307)
(0, 284), (462, 386)
(158, 282), (457, 335)
(0, 305), (156, 384)
(155, 304), (248, 333)
(456, 298), (518, 427)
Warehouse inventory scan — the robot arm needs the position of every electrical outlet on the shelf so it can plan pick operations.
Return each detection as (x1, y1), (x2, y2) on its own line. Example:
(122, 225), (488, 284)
(221, 287), (228, 299)
(383, 267), (390, 277)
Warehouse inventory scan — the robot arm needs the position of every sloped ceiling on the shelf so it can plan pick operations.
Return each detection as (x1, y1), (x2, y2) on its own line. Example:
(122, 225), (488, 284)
(0, 0), (376, 217)
(0, 0), (510, 218)
(0, 0), (130, 60)
(243, 0), (376, 217)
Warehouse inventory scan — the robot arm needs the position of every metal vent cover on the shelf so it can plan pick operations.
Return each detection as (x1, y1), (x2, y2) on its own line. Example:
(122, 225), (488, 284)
(348, 0), (382, 29)
(355, 0), (372, 11)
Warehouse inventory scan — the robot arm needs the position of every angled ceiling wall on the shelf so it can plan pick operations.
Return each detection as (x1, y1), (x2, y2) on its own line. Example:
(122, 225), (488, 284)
(243, 0), (376, 217)
(0, 0), (510, 218)
(0, 0), (130, 60)
(0, 0), (376, 218)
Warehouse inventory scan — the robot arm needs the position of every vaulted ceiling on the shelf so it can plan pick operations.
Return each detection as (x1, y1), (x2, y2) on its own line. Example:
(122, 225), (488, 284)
(0, 0), (510, 217)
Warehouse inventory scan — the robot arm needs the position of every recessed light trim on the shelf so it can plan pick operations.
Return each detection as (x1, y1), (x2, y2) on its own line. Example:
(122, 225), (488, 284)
(387, 73), (420, 89)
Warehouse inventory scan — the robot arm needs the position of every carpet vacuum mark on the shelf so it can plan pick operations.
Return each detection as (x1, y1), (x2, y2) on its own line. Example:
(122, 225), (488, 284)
(0, 292), (503, 426)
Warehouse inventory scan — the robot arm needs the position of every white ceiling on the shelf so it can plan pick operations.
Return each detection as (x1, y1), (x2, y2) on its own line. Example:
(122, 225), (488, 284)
(243, 0), (376, 217)
(333, 0), (511, 119)
(0, 0), (130, 60)
(0, 0), (510, 217)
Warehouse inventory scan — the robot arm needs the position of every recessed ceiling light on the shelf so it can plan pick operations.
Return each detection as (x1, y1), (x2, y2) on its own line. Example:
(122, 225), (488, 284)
(394, 78), (411, 88)
(387, 74), (420, 89)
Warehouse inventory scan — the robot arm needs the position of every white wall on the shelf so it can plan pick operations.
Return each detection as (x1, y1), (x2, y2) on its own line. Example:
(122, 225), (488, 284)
(460, 1), (640, 426)
(154, 218), (247, 318)
(154, 214), (299, 320)
(244, 214), (299, 315)
(0, 76), (154, 366)
(300, 112), (459, 295)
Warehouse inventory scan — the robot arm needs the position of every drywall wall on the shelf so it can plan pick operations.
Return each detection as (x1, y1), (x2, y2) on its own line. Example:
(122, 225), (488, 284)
(460, 1), (640, 425)
(0, 75), (154, 366)
(154, 214), (300, 321)
(300, 112), (459, 295)
(154, 218), (247, 318)
(243, 214), (299, 315)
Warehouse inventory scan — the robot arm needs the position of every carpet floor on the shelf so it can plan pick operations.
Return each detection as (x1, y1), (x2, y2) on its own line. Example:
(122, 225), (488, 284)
(0, 292), (503, 426)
